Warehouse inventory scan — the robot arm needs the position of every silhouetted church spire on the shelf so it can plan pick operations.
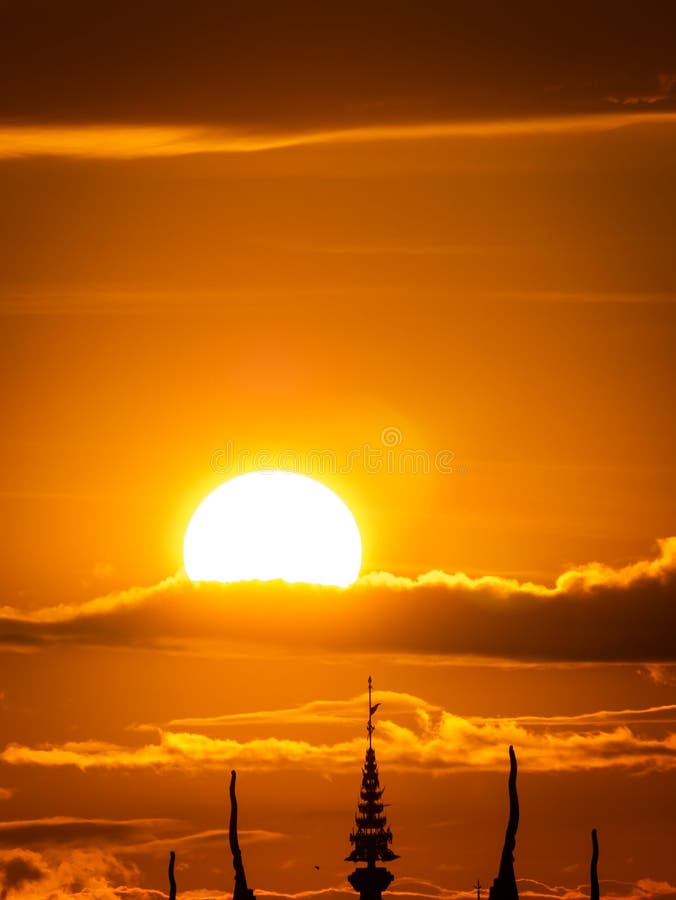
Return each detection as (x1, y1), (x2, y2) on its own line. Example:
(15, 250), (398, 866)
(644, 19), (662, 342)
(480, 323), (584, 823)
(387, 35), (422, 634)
(230, 770), (255, 900)
(488, 746), (520, 900)
(346, 677), (398, 900)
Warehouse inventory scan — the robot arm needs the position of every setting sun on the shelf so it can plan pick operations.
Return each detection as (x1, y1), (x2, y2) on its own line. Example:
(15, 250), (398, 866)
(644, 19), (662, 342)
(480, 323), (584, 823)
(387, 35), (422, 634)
(183, 470), (362, 587)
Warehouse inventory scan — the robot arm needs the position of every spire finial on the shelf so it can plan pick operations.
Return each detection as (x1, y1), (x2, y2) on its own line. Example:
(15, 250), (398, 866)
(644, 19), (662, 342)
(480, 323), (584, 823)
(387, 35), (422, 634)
(368, 676), (374, 748)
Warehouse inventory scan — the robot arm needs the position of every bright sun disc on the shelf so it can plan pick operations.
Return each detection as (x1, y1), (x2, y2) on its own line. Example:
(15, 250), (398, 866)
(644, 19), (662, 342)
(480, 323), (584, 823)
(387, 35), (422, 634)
(183, 471), (362, 587)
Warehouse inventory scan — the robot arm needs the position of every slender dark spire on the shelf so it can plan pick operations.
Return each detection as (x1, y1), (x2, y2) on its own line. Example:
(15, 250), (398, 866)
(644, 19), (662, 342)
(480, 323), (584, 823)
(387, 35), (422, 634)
(591, 829), (599, 900)
(229, 770), (255, 900)
(488, 746), (519, 900)
(168, 851), (176, 900)
(366, 676), (381, 749)
(346, 678), (398, 900)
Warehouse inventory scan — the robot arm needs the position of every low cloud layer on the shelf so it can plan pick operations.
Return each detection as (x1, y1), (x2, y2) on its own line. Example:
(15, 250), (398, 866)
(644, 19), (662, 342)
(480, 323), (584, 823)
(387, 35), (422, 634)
(0, 847), (141, 900)
(517, 878), (676, 900)
(2, 691), (675, 776)
(0, 848), (673, 900)
(2, 538), (676, 663)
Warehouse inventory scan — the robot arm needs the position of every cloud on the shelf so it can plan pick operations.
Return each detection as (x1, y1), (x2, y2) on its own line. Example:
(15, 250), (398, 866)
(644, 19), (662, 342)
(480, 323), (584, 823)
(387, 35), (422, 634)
(170, 696), (676, 731)
(642, 665), (676, 686)
(169, 691), (431, 729)
(0, 847), (146, 900)
(181, 882), (676, 900)
(0, 817), (177, 849)
(1, 112), (676, 160)
(1, 538), (676, 664)
(126, 828), (284, 858)
(0, 816), (283, 859)
(0, 789), (12, 801)
(2, 692), (675, 776)
(0, 852), (672, 900)
(516, 877), (676, 900)
(0, 853), (43, 899)
(484, 291), (676, 306)
(608, 73), (676, 106)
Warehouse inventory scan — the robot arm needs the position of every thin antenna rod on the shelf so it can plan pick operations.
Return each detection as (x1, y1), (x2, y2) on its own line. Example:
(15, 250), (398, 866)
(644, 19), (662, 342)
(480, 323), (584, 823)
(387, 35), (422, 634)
(368, 675), (374, 748)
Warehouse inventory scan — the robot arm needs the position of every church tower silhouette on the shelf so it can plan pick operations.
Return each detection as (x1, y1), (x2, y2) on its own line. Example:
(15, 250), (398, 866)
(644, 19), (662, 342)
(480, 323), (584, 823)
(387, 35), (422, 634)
(346, 677), (399, 900)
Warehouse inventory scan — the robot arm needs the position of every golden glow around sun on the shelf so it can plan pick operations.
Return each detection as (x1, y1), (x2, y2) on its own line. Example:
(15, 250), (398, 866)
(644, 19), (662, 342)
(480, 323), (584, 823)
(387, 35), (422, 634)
(183, 471), (362, 587)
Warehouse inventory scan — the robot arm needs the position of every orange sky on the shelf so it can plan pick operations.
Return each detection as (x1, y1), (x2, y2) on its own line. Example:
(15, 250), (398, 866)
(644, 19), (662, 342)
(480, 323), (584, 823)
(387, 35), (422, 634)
(1, 4), (675, 900)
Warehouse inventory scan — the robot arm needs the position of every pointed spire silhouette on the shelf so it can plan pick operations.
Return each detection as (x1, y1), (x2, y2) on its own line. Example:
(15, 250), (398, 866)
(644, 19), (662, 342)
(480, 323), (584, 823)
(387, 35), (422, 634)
(347, 678), (398, 900)
(488, 746), (519, 900)
(168, 851), (176, 900)
(230, 770), (255, 900)
(591, 829), (599, 900)
(346, 677), (399, 865)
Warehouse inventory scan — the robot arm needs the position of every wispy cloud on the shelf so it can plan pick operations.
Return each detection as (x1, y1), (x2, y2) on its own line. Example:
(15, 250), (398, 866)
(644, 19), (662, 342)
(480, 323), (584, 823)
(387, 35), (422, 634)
(642, 665), (676, 686)
(3, 693), (675, 776)
(170, 697), (676, 731)
(169, 692), (431, 729)
(608, 73), (676, 106)
(0, 817), (177, 849)
(483, 291), (676, 306)
(126, 827), (284, 858)
(1, 112), (676, 159)
(517, 877), (676, 900)
(0, 816), (283, 857)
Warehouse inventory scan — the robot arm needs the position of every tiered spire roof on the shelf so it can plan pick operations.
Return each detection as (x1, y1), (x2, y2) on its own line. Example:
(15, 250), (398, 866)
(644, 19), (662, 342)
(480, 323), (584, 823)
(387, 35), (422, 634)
(346, 677), (399, 866)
